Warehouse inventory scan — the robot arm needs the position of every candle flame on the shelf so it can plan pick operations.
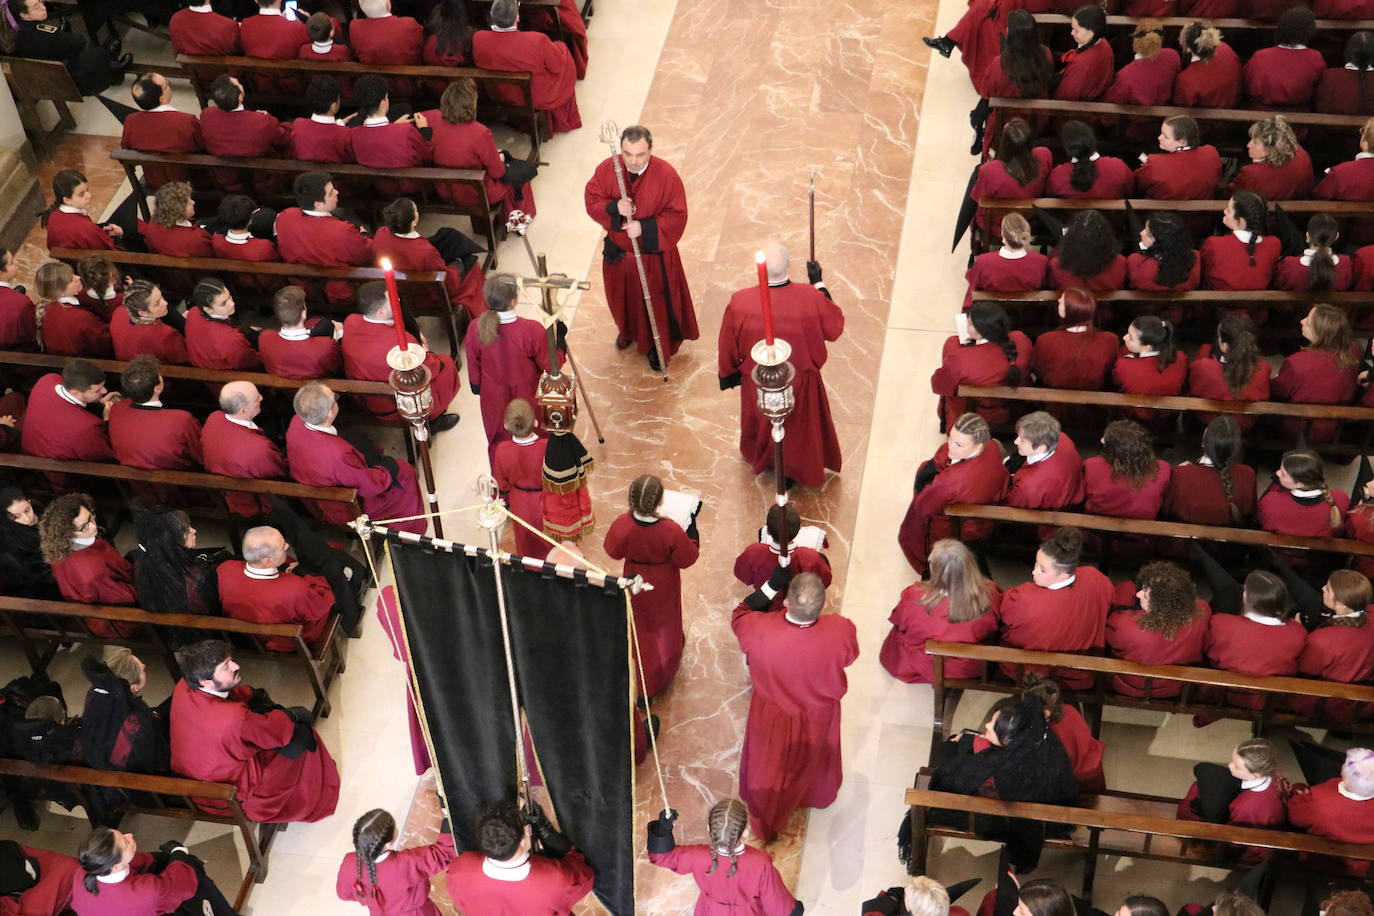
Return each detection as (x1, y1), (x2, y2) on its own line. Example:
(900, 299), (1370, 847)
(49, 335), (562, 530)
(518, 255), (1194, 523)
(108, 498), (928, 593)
(380, 257), (393, 270)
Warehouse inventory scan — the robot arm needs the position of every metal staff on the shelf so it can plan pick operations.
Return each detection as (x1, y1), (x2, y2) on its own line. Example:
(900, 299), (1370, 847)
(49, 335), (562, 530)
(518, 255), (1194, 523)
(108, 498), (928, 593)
(386, 343), (444, 539)
(598, 119), (669, 382)
(808, 168), (817, 264)
(752, 339), (797, 562)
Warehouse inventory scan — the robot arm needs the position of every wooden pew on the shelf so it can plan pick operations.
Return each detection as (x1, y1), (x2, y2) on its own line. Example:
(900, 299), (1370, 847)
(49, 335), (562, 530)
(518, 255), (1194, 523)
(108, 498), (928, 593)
(1031, 13), (1374, 31)
(904, 769), (1374, 896)
(0, 595), (345, 719)
(0, 757), (272, 911)
(174, 54), (545, 162)
(0, 56), (82, 159)
(989, 97), (1368, 131)
(108, 149), (500, 271)
(943, 502), (1374, 557)
(47, 246), (464, 358)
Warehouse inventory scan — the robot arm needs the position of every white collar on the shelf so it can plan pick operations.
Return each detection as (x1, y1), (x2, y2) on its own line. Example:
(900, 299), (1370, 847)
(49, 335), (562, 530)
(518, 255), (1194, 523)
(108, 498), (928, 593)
(1349, 63), (1374, 71)
(362, 315), (394, 327)
(513, 433), (538, 445)
(0, 282), (10, 289)
(632, 511), (659, 523)
(482, 854), (530, 881)
(393, 230), (421, 239)
(302, 208), (331, 218)
(1047, 575), (1076, 591)
(1339, 781), (1374, 801)
(1065, 324), (1087, 333)
(99, 287), (117, 300)
(151, 104), (178, 113)
(55, 384), (86, 408)
(305, 421), (337, 436)
(1164, 145), (1193, 154)
(277, 326), (311, 340)
(1339, 609), (1367, 620)
(58, 296), (79, 305)
(58, 204), (85, 214)
(198, 685), (230, 698)
(1190, 53), (1203, 62)
(366, 10), (391, 17)
(187, 2), (213, 9)
(1243, 610), (1286, 626)
(491, 23), (517, 31)
(1278, 43), (1307, 50)
(1025, 448), (1054, 466)
(363, 116), (390, 127)
(1241, 776), (1272, 791)
(1129, 348), (1159, 359)
(224, 413), (259, 430)
(998, 246), (1027, 260)
(1301, 249), (1339, 267)
(373, 850), (391, 864)
(1290, 487), (1323, 498)
(498, 311), (518, 324)
(243, 564), (279, 580)
(1069, 152), (1101, 163)
(311, 39), (333, 52)
(72, 535), (96, 549)
(1358, 152), (1374, 161)
(96, 867), (130, 884)
(224, 229), (251, 244)
(783, 612), (817, 627)
(174, 219), (194, 228)
(1233, 229), (1258, 244)
(137, 399), (163, 408)
(310, 113), (342, 125)
(1197, 455), (1214, 467)
(257, 7), (282, 14)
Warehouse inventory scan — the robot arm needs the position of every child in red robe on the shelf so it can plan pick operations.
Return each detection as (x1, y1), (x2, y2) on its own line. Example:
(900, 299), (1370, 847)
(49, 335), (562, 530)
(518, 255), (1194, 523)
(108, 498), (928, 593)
(1243, 8), (1324, 108)
(35, 262), (111, 358)
(1112, 315), (1187, 423)
(186, 278), (262, 371)
(1316, 37), (1374, 115)
(1275, 213), (1354, 292)
(1048, 211), (1127, 292)
(1023, 675), (1105, 793)
(464, 274), (553, 443)
(75, 254), (122, 321)
(38, 493), (137, 638)
(1053, 7), (1114, 101)
(1162, 416), (1256, 526)
(1200, 192), (1281, 290)
(1107, 562), (1210, 697)
(1082, 419), (1171, 521)
(0, 248), (36, 351)
(1177, 738), (1288, 861)
(372, 197), (486, 320)
(40, 170), (121, 251)
(1187, 317), (1270, 428)
(931, 302), (1031, 429)
(733, 503), (832, 613)
(336, 808), (455, 916)
(1273, 304), (1361, 443)
(112, 280), (189, 365)
(1029, 288), (1117, 392)
(963, 213), (1046, 309)
(1105, 22), (1180, 107)
(445, 801), (593, 913)
(1173, 24), (1241, 108)
(969, 118), (1052, 234)
(1046, 121), (1132, 199)
(1133, 117), (1222, 200)
(70, 828), (201, 916)
(492, 399), (548, 557)
(1258, 449), (1350, 540)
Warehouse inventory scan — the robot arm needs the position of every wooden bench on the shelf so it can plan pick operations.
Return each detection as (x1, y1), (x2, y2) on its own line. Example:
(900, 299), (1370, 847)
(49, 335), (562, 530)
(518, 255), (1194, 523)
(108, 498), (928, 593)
(1031, 13), (1374, 32)
(108, 149), (500, 271)
(943, 502), (1374, 558)
(47, 246), (464, 358)
(989, 97), (1369, 131)
(0, 758), (273, 911)
(904, 768), (1374, 896)
(175, 53), (545, 162)
(0, 56), (82, 159)
(0, 595), (345, 719)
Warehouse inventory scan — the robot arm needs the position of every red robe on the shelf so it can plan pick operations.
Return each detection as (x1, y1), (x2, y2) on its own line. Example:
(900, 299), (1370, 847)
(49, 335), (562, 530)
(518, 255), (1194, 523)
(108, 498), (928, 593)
(285, 415), (425, 534)
(1316, 69), (1374, 116)
(109, 401), (203, 471)
(1173, 43), (1242, 108)
(444, 850), (594, 915)
(1105, 50), (1181, 106)
(970, 148), (1053, 234)
(120, 109), (202, 188)
(931, 333), (1033, 428)
(878, 580), (1001, 684)
(275, 207), (373, 305)
(259, 328), (342, 378)
(1274, 253), (1355, 292)
(185, 307), (261, 370)
(169, 680), (340, 823)
(1030, 328), (1117, 389)
(1244, 46), (1325, 108)
(1227, 148), (1314, 201)
(1186, 348), (1270, 428)
(1163, 460), (1257, 527)
(978, 47), (1052, 99)
(1106, 591), (1211, 697)
(169, 7), (240, 56)
(201, 106), (288, 160)
(1127, 252), (1201, 290)
(375, 585), (431, 775)
(648, 845), (797, 916)
(423, 33), (469, 67)
(718, 281), (844, 488)
(0, 285), (37, 350)
(1314, 0), (1374, 16)
(425, 115), (534, 221)
(1349, 504), (1374, 579)
(297, 39), (353, 63)
(371, 227), (485, 321)
(1048, 254), (1127, 293)
(42, 300), (112, 357)
(522, 0), (588, 79)
(51, 539), (138, 638)
(68, 852), (198, 916)
(211, 232), (281, 300)
(351, 120), (432, 195)
(733, 542), (832, 613)
(2, 845), (79, 916)
(20, 373), (114, 462)
(897, 443), (1009, 574)
(472, 29), (581, 134)
(584, 155), (697, 357)
(239, 12), (307, 59)
(998, 565), (1113, 689)
(946, 0), (1010, 91)
(217, 560), (333, 652)
(1178, 779), (1285, 832)
(350, 15), (423, 64)
(1292, 619), (1374, 721)
(1205, 612), (1307, 707)
(201, 411), (288, 516)
(731, 602), (859, 840)
(1272, 347), (1360, 443)
(336, 833), (455, 916)
(963, 250), (1047, 309)
(1287, 778), (1374, 877)
(604, 513), (699, 697)
(1051, 704), (1105, 792)
(342, 314), (460, 420)
(1006, 434), (1084, 509)
(1316, 158), (1374, 203)
(493, 435), (548, 556)
(44, 209), (115, 251)
(288, 116), (356, 164)
(1133, 145), (1222, 200)
(462, 316), (549, 442)
(1257, 483), (1349, 539)
(1045, 157), (1134, 199)
(1054, 40), (1115, 101)
(1082, 457), (1170, 520)
(1200, 234), (1281, 290)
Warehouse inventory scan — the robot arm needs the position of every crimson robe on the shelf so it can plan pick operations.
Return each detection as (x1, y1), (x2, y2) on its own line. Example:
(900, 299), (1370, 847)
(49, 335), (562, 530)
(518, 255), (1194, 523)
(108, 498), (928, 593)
(20, 373), (114, 462)
(1047, 254), (1127, 293)
(970, 149), (1052, 234)
(897, 443), (1009, 574)
(1006, 434), (1084, 509)
(1288, 778), (1374, 877)
(978, 47), (1052, 99)
(1227, 148), (1314, 201)
(1273, 250), (1355, 291)
(1112, 352), (1188, 421)
(522, 0), (588, 79)
(169, 680), (340, 823)
(42, 301), (112, 357)
(1272, 347), (1360, 443)
(731, 601), (858, 840)
(169, 7), (240, 56)
(425, 115), (534, 221)
(1316, 158), (1374, 202)
(77, 289), (120, 321)
(201, 411), (288, 516)
(44, 210), (115, 251)
(69, 852), (198, 916)
(946, 0), (1009, 91)
(1052, 704), (1104, 792)
(473, 29), (581, 133)
(2, 845), (79, 916)
(999, 566), (1113, 689)
(1244, 46), (1324, 108)
(584, 155), (697, 357)
(1163, 461), (1256, 527)
(0, 285), (37, 350)
(351, 121), (431, 196)
(718, 281), (844, 487)
(1314, 0), (1374, 15)
(297, 40), (353, 63)
(51, 539), (138, 639)
(1316, 69), (1374, 116)
(1257, 483), (1349, 539)
(211, 232), (281, 300)
(350, 15), (423, 64)
(604, 513), (699, 697)
(1174, 43), (1242, 108)
(964, 250), (1047, 309)
(1292, 620), (1374, 721)
(217, 560), (333, 652)
(275, 207), (373, 305)
(1106, 591), (1211, 697)
(1105, 50), (1181, 106)
(285, 415), (425, 533)
(1045, 157), (1133, 199)
(1205, 613), (1307, 707)
(879, 580), (1001, 684)
(1349, 505), (1374, 579)
(1030, 328), (1117, 389)
(259, 329), (342, 378)
(493, 435), (548, 555)
(733, 542), (832, 613)
(375, 585), (431, 775)
(109, 401), (203, 471)
(464, 315), (555, 444)
(341, 314), (459, 420)
(336, 832), (455, 916)
(121, 109), (202, 188)
(288, 117), (356, 164)
(648, 845), (797, 916)
(1178, 779), (1285, 831)
(1082, 457), (1170, 520)
(201, 107), (288, 160)
(185, 307), (262, 370)
(931, 333), (1032, 428)
(239, 12), (307, 59)
(1187, 349), (1270, 429)
(445, 850), (594, 915)
(371, 227), (485, 321)
(1133, 145), (1222, 200)
(1054, 40), (1114, 101)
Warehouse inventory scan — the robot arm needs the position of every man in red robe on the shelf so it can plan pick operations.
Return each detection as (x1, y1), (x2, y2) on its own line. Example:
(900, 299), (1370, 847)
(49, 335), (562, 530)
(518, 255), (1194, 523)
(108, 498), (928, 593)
(733, 504), (832, 613)
(275, 171), (374, 305)
(350, 0), (423, 65)
(288, 77), (357, 165)
(731, 572), (858, 841)
(523, 0), (588, 79)
(1004, 412), (1085, 510)
(285, 382), (427, 534)
(445, 801), (593, 915)
(20, 361), (116, 463)
(202, 382), (289, 517)
(217, 526), (334, 652)
(340, 281), (460, 429)
(211, 195), (281, 300)
(259, 285), (342, 378)
(584, 124), (697, 370)
(200, 74), (288, 160)
(108, 355), (203, 472)
(472, 0), (581, 134)
(122, 72), (201, 188)
(169, 639), (340, 823)
(239, 0), (307, 60)
(719, 241), (842, 488)
(169, 1), (240, 56)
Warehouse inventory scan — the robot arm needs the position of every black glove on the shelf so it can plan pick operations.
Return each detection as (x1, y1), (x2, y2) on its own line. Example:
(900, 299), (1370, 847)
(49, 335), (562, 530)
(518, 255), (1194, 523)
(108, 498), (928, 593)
(275, 717), (318, 759)
(439, 816), (452, 836)
(646, 809), (677, 854)
(523, 799), (550, 830)
(860, 888), (902, 916)
(524, 802), (572, 859)
(685, 518), (700, 542)
(555, 319), (569, 352)
(806, 260), (823, 284)
(719, 371), (742, 391)
(308, 317), (336, 339)
(913, 459), (939, 493)
(376, 454), (400, 481)
(245, 687), (279, 715)
(743, 563), (793, 610)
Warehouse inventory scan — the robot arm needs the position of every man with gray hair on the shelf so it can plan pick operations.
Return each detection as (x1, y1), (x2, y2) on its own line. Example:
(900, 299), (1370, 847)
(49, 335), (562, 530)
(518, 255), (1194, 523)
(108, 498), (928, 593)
(285, 382), (427, 534)
(216, 525), (335, 651)
(718, 239), (843, 489)
(472, 0), (581, 134)
(201, 381), (287, 517)
(349, 0), (423, 67)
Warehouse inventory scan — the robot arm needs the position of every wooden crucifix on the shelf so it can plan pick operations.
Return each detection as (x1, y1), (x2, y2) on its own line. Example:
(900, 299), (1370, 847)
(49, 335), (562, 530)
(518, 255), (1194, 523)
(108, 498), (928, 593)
(517, 253), (605, 444)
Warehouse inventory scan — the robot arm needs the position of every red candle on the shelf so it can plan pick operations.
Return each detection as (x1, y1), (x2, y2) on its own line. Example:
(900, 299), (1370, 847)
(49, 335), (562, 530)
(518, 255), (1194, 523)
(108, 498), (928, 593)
(380, 257), (408, 351)
(755, 250), (774, 346)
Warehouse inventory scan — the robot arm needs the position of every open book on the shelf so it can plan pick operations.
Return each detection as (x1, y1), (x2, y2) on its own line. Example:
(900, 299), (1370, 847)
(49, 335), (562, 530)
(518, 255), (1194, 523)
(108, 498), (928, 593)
(757, 523), (827, 553)
(658, 488), (703, 530)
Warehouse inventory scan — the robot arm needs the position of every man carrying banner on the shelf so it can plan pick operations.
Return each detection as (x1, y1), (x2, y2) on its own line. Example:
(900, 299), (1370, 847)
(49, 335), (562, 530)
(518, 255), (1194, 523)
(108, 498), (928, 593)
(445, 800), (593, 914)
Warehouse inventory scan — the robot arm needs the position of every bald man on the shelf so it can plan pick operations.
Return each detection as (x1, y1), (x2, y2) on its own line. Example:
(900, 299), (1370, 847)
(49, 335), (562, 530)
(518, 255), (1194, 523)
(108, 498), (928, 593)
(216, 526), (335, 652)
(718, 242), (844, 489)
(201, 382), (288, 517)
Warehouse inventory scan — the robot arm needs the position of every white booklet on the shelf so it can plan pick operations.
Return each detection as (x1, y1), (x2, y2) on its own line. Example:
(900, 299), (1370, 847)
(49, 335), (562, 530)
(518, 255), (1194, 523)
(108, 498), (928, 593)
(658, 488), (703, 530)
(758, 523), (827, 552)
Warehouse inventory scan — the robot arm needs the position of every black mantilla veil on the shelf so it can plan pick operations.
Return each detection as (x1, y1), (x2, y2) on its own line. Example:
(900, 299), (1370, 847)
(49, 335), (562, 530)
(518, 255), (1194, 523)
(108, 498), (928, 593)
(375, 524), (636, 916)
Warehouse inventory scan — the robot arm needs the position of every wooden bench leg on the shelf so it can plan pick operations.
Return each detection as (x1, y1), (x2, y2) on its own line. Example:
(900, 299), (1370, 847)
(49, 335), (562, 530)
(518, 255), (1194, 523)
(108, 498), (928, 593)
(1082, 826), (1100, 899)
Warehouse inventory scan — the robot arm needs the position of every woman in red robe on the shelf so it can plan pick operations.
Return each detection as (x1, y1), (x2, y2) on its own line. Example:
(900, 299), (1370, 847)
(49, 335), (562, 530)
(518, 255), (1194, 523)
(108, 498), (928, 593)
(604, 475), (700, 698)
(1082, 419), (1171, 520)
(1316, 34), (1374, 115)
(880, 538), (1001, 684)
(1045, 121), (1133, 199)
(1112, 315), (1187, 424)
(1316, 123), (1374, 210)
(1271, 564), (1374, 721)
(1288, 750), (1374, 878)
(1258, 449), (1350, 540)
(1107, 562), (1210, 697)
(34, 261), (112, 358)
(1105, 21), (1181, 107)
(111, 280), (189, 365)
(74, 254), (122, 322)
(1276, 214), (1355, 292)
(373, 197), (487, 321)
(1005, 413), (1084, 510)
(1173, 24), (1242, 108)
(1243, 9), (1324, 108)
(963, 212), (1047, 309)
(1272, 304), (1361, 443)
(424, 79), (537, 226)
(1048, 210), (1127, 292)
(39, 494), (137, 639)
(896, 413), (1009, 575)
(69, 829), (201, 916)
(970, 118), (1052, 235)
(336, 808), (455, 916)
(136, 181), (213, 260)
(464, 275), (555, 446)
(925, 0), (1042, 92)
(1177, 738), (1288, 854)
(492, 399), (548, 557)
(931, 302), (1030, 429)
(1201, 192), (1281, 290)
(1229, 118), (1314, 201)
(1187, 315), (1270, 427)
(41, 170), (121, 252)
(185, 279), (262, 371)
(1022, 675), (1105, 792)
(1133, 116), (1223, 200)
(1164, 417), (1256, 527)
(1053, 6), (1114, 101)
(1030, 288), (1118, 391)
(1128, 212), (1200, 291)
(976, 10), (1054, 100)
(2, 845), (79, 916)
(0, 249), (37, 351)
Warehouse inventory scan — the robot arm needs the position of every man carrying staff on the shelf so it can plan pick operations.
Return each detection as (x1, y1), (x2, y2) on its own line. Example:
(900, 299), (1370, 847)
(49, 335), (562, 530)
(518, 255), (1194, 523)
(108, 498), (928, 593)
(584, 125), (697, 372)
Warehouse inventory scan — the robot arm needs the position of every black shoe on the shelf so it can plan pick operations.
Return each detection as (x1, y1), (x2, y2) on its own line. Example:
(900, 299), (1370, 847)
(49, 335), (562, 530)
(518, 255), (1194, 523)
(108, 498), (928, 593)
(646, 714), (661, 743)
(614, 334), (631, 350)
(635, 695), (651, 711)
(923, 35), (956, 58)
(783, 476), (797, 491)
(430, 413), (460, 434)
(647, 350), (661, 372)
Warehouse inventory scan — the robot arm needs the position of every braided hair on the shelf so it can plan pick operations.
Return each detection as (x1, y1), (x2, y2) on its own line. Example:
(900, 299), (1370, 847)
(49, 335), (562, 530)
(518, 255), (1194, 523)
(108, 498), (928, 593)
(628, 474), (665, 517)
(1227, 191), (1268, 267)
(968, 302), (1022, 385)
(1201, 416), (1244, 525)
(1281, 449), (1343, 530)
(351, 808), (396, 906)
(705, 799), (748, 877)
